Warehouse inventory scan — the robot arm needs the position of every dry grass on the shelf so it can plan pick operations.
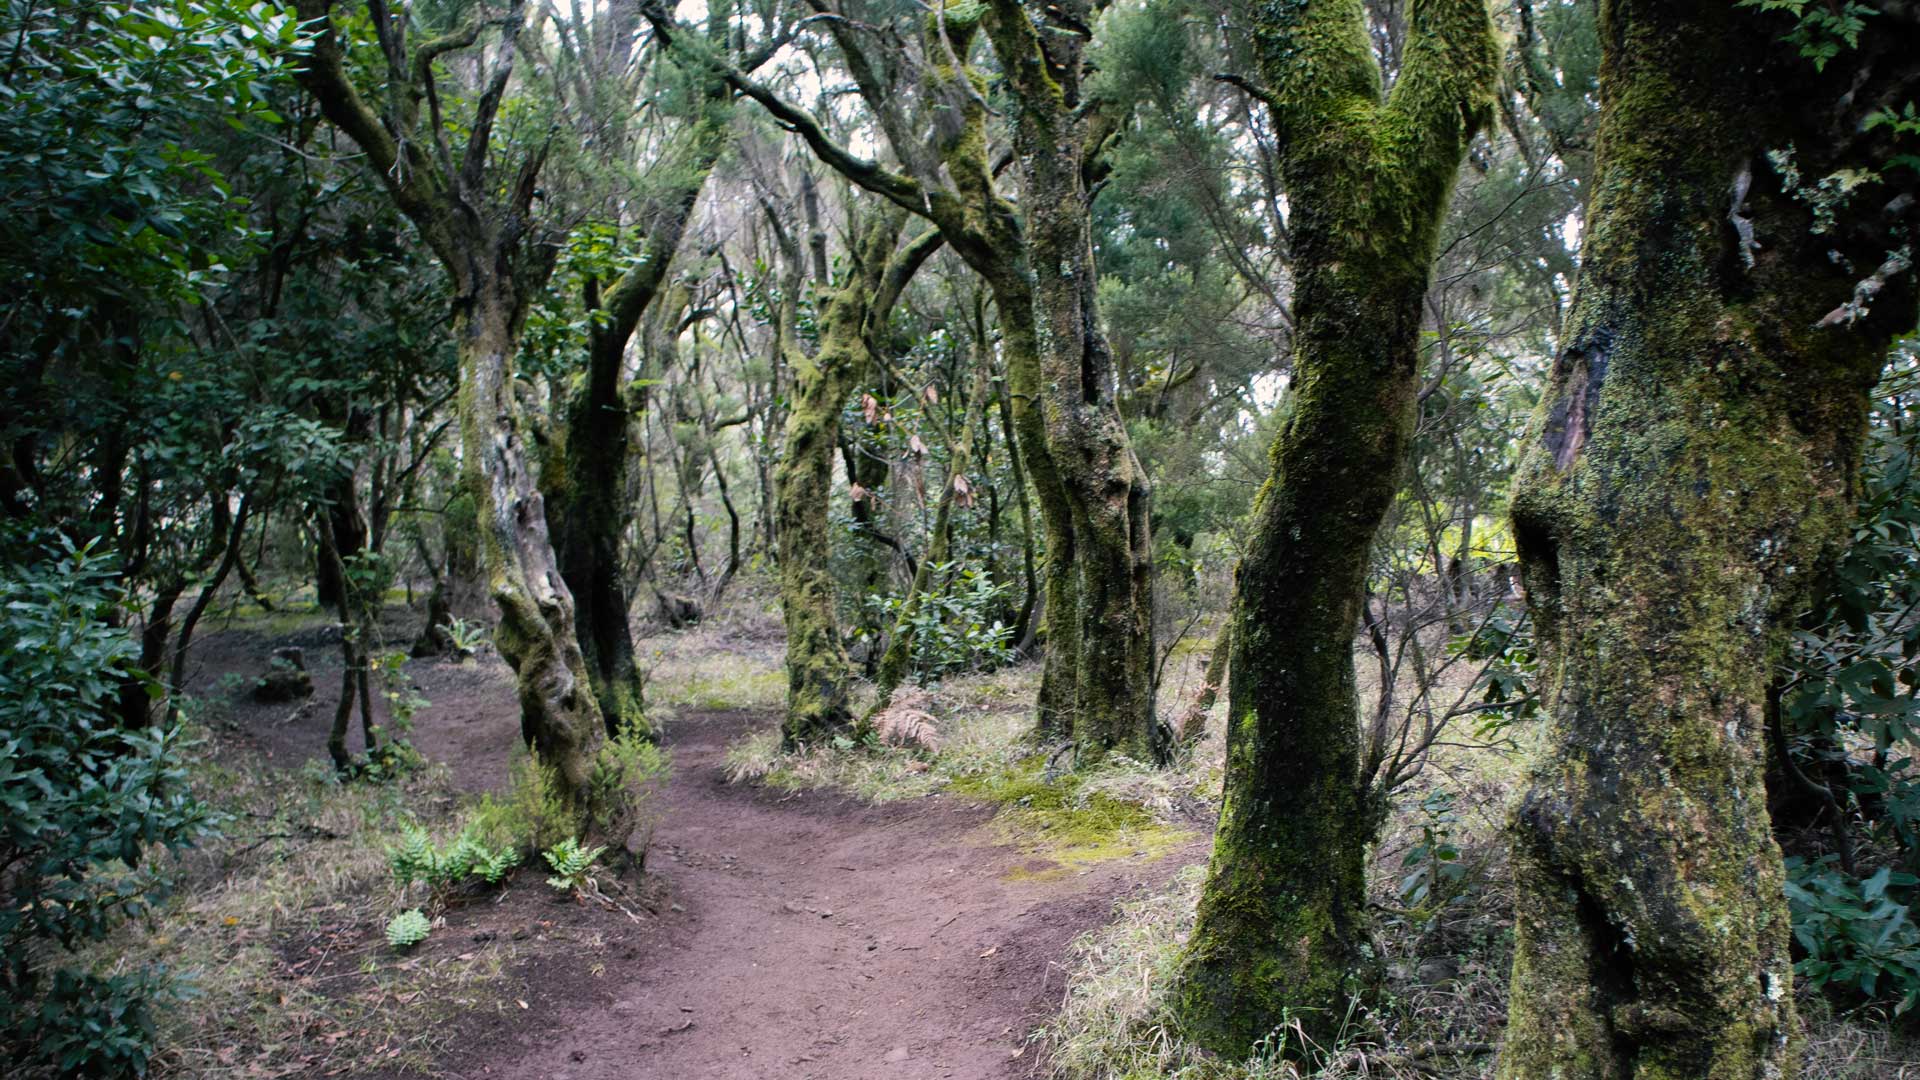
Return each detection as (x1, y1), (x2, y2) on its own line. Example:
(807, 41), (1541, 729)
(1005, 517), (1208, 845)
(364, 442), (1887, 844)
(63, 737), (546, 1079)
(641, 585), (787, 719)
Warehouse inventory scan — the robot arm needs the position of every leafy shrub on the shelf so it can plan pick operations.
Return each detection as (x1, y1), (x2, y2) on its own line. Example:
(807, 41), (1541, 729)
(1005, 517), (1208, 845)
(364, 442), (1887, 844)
(1396, 790), (1468, 922)
(443, 616), (488, 659)
(542, 838), (607, 897)
(385, 909), (432, 951)
(1786, 857), (1920, 1013)
(1451, 602), (1540, 738)
(466, 753), (580, 857)
(0, 539), (216, 1075)
(865, 564), (1017, 679)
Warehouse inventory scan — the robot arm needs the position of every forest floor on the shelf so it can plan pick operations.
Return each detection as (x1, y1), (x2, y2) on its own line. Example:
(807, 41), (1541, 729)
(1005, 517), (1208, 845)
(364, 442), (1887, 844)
(91, 582), (1920, 1079)
(125, 586), (1205, 1080)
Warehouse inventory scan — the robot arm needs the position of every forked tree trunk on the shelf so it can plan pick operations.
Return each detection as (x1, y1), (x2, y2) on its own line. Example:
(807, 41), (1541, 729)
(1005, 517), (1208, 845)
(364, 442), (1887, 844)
(294, 0), (610, 826)
(1500, 5), (1920, 1076)
(977, 0), (1159, 761)
(544, 123), (725, 739)
(1173, 0), (1495, 1054)
(776, 210), (941, 745)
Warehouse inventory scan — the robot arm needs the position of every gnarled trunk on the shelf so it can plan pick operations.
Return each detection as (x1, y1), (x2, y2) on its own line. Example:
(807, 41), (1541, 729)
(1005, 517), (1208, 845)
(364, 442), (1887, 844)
(1174, 0), (1495, 1054)
(1500, 4), (1920, 1076)
(462, 289), (606, 809)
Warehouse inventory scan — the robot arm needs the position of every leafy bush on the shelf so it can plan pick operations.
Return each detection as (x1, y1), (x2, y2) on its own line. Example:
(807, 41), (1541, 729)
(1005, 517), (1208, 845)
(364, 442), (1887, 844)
(0, 539), (216, 1076)
(1785, 857), (1920, 1013)
(443, 616), (488, 659)
(385, 909), (432, 951)
(865, 564), (1017, 679)
(467, 753), (580, 857)
(542, 838), (607, 897)
(1396, 790), (1468, 922)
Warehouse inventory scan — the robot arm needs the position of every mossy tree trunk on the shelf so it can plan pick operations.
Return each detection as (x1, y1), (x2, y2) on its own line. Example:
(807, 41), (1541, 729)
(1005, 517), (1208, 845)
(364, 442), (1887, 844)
(294, 0), (608, 821)
(544, 154), (716, 740)
(776, 207), (942, 745)
(979, 0), (1159, 760)
(1500, 5), (1920, 1077)
(1173, 0), (1495, 1055)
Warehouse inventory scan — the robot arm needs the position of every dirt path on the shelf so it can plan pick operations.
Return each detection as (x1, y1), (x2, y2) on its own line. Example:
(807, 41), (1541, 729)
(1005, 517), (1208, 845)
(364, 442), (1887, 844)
(453, 708), (1197, 1080)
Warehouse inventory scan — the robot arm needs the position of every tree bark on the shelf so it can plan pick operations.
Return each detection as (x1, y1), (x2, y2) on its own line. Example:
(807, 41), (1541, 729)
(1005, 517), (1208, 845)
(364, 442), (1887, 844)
(294, 0), (608, 820)
(1500, 5), (1920, 1077)
(776, 207), (941, 745)
(1174, 0), (1495, 1054)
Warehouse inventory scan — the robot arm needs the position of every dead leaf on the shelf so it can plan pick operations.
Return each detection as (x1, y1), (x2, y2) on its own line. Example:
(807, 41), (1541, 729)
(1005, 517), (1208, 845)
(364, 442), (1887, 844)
(979, 946), (998, 958)
(909, 434), (927, 456)
(922, 384), (940, 405)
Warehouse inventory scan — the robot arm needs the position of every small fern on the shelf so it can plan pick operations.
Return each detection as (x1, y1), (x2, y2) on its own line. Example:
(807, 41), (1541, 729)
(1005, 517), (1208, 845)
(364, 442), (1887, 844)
(386, 909), (431, 950)
(542, 837), (606, 895)
(388, 823), (522, 905)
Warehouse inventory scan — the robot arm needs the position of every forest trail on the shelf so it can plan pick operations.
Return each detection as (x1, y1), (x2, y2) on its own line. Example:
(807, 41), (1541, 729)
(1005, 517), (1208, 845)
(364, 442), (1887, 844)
(447, 707), (1198, 1080)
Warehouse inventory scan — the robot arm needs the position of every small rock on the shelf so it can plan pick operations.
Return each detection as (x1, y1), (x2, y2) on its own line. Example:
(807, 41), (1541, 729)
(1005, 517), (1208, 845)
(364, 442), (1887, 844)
(885, 1045), (910, 1063)
(252, 647), (313, 702)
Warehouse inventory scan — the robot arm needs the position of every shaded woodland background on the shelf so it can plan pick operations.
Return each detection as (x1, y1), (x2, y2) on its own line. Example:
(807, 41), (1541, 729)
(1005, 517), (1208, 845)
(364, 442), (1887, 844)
(6, 0), (1920, 1077)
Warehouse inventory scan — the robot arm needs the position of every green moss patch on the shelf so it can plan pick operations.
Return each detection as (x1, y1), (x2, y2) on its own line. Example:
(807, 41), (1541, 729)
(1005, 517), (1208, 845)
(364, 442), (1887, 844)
(951, 759), (1191, 882)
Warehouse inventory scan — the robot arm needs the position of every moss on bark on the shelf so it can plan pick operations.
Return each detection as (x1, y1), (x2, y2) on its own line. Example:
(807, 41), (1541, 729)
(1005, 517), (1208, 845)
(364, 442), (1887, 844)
(777, 210), (944, 746)
(1173, 0), (1495, 1055)
(1500, 4), (1920, 1076)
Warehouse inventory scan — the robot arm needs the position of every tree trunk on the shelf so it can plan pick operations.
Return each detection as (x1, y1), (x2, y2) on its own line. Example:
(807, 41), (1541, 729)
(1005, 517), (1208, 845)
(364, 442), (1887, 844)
(776, 210), (940, 745)
(647, 1), (1165, 759)
(461, 288), (607, 811)
(1174, 0), (1495, 1054)
(544, 131), (721, 738)
(1500, 5), (1920, 1076)
(292, 0), (611, 825)
(979, 0), (1159, 761)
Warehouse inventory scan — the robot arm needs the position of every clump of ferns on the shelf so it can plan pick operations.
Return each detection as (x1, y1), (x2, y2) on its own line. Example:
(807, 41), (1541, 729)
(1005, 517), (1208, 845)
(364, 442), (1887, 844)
(387, 822), (522, 915)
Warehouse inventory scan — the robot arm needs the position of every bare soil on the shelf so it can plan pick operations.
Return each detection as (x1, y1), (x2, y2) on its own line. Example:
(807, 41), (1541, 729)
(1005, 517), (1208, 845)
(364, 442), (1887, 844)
(189, 613), (1198, 1079)
(441, 705), (1200, 1080)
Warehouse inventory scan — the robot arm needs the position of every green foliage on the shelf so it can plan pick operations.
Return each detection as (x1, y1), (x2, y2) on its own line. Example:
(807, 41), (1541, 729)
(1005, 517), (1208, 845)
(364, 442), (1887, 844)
(0, 539), (216, 1076)
(542, 837), (607, 896)
(1786, 857), (1920, 1013)
(584, 721), (671, 861)
(444, 616), (488, 658)
(385, 823), (521, 908)
(1866, 102), (1920, 173)
(467, 754), (579, 857)
(1452, 603), (1541, 737)
(385, 909), (432, 951)
(864, 565), (1017, 679)
(1737, 0), (1875, 71)
(1784, 352), (1920, 870)
(1396, 791), (1468, 920)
